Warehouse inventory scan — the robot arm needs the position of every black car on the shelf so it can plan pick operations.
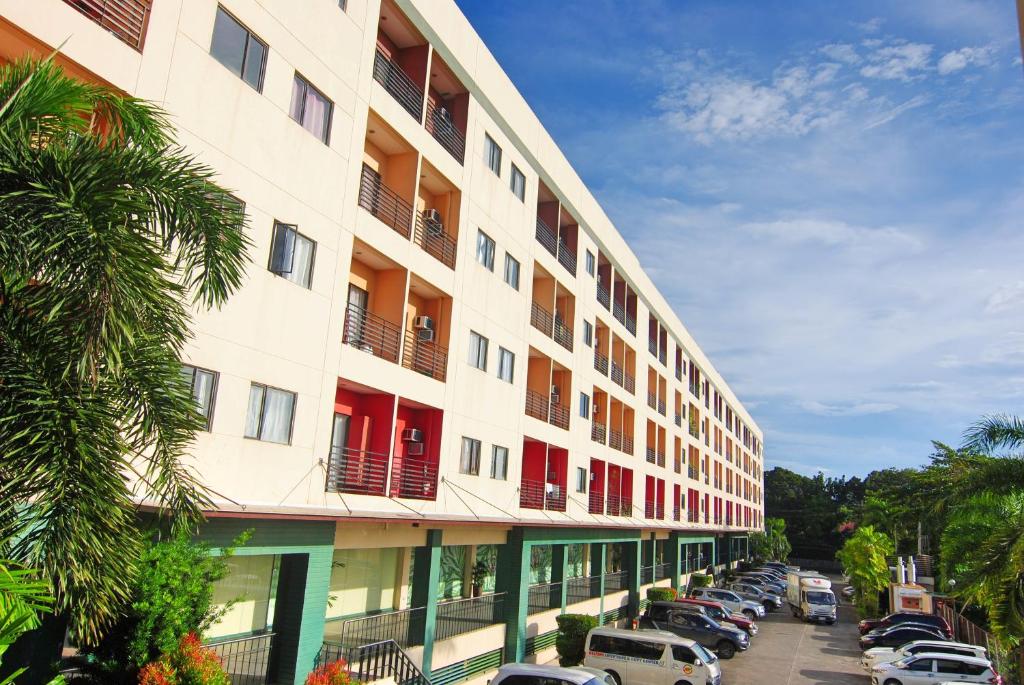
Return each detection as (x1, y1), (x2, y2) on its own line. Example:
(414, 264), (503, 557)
(640, 601), (750, 659)
(858, 624), (948, 650)
(858, 611), (953, 638)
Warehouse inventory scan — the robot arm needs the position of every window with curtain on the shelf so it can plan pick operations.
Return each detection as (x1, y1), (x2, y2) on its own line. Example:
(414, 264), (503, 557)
(490, 445), (508, 480)
(497, 347), (514, 382)
(289, 73), (333, 143)
(476, 230), (495, 270)
(460, 437), (481, 475)
(484, 133), (502, 175)
(503, 253), (520, 289)
(468, 331), (488, 370)
(268, 222), (316, 288)
(510, 164), (525, 201)
(585, 250), (595, 276)
(244, 383), (296, 444)
(180, 365), (218, 430)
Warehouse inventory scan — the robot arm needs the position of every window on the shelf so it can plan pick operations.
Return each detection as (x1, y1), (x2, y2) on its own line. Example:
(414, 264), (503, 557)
(491, 445), (508, 480)
(575, 467), (587, 493)
(209, 6), (267, 91)
(510, 164), (525, 201)
(460, 437), (481, 475)
(907, 659), (934, 672)
(289, 73), (332, 143)
(484, 133), (502, 176)
(671, 645), (697, 664)
(497, 347), (515, 382)
(585, 250), (595, 276)
(579, 392), (590, 419)
(583, 320), (593, 347)
(476, 230), (495, 270)
(181, 365), (218, 430)
(338, 0), (347, 8)
(468, 331), (489, 370)
(268, 222), (316, 288)
(244, 383), (296, 444)
(503, 253), (520, 289)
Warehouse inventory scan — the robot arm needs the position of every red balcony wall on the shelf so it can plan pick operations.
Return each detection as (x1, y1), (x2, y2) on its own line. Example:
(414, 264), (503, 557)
(334, 386), (394, 455)
(621, 468), (634, 514)
(390, 404), (442, 498)
(547, 447), (568, 492)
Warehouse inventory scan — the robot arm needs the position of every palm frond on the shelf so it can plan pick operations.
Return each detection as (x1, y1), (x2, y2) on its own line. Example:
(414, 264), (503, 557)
(962, 414), (1024, 455)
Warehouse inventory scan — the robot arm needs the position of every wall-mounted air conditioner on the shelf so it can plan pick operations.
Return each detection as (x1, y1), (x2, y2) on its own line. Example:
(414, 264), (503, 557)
(422, 209), (443, 236)
(406, 442), (425, 456)
(402, 428), (423, 442)
(417, 328), (435, 343)
(413, 315), (435, 330)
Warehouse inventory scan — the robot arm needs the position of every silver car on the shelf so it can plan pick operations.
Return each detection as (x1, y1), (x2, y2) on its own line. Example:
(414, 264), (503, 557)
(728, 582), (783, 611)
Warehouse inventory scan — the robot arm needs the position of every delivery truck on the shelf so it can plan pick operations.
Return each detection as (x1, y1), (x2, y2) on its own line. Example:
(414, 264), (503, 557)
(787, 571), (837, 624)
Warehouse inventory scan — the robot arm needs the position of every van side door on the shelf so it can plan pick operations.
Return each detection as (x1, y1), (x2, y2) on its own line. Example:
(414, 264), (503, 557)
(668, 645), (701, 685)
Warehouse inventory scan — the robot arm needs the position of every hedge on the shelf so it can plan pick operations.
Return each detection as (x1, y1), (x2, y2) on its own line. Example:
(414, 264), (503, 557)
(555, 614), (599, 666)
(646, 587), (677, 602)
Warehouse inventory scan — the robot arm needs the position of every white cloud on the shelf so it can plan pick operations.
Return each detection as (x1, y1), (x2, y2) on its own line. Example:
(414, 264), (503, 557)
(799, 400), (899, 417)
(853, 17), (884, 33)
(937, 46), (995, 75)
(741, 218), (923, 253)
(986, 281), (1024, 314)
(860, 42), (933, 81)
(820, 43), (861, 65)
(864, 94), (930, 129)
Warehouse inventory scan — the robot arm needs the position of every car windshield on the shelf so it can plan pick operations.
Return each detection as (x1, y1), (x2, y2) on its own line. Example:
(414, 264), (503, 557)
(582, 678), (606, 685)
(691, 642), (716, 664)
(806, 591), (835, 605)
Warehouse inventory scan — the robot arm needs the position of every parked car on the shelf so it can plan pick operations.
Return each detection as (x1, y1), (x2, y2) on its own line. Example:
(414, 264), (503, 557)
(584, 626), (722, 685)
(639, 603), (750, 658)
(869, 653), (1000, 685)
(489, 663), (616, 685)
(841, 585), (856, 599)
(861, 639), (989, 671)
(736, 573), (786, 594)
(859, 625), (948, 650)
(669, 597), (759, 636)
(727, 582), (783, 611)
(764, 561), (796, 573)
(689, 587), (766, 620)
(859, 612), (953, 639)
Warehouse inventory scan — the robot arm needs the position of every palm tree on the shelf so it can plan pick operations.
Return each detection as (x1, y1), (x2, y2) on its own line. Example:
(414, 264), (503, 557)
(0, 54), (250, 653)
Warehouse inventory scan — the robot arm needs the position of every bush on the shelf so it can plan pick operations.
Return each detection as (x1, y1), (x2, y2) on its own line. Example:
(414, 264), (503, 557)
(689, 573), (712, 589)
(304, 659), (352, 685)
(555, 614), (598, 666)
(646, 587), (677, 602)
(137, 633), (230, 685)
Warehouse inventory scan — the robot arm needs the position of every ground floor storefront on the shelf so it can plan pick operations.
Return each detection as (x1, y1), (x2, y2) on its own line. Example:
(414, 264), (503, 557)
(198, 517), (751, 685)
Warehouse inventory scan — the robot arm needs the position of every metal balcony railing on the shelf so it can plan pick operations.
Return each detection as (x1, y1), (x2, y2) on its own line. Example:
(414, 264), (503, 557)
(656, 501), (664, 519)
(330, 606), (425, 650)
(326, 447), (389, 496)
(63, 0), (151, 51)
(553, 318), (574, 352)
(610, 361), (624, 387)
(373, 47), (424, 121)
(604, 571), (627, 592)
(621, 434), (634, 454)
(594, 350), (609, 375)
(608, 428), (622, 451)
(657, 399), (666, 416)
(530, 300), (553, 336)
(688, 465), (698, 479)
(674, 413), (683, 427)
(648, 339), (658, 356)
(689, 380), (700, 398)
(612, 299), (626, 327)
(391, 455), (439, 501)
(567, 575), (601, 603)
(647, 392), (658, 411)
(401, 329), (448, 381)
(644, 500), (655, 519)
(659, 348), (666, 365)
(344, 303), (401, 363)
(424, 98), (465, 164)
(557, 241), (576, 276)
(655, 563), (670, 580)
(591, 422), (606, 445)
(646, 447), (657, 465)
(527, 582), (561, 614)
(596, 282), (610, 309)
(318, 640), (429, 685)
(359, 163), (413, 238)
(520, 478), (566, 512)
(687, 509), (699, 523)
(588, 489), (604, 514)
(673, 502), (681, 522)
(535, 217), (557, 257)
(624, 312), (636, 336)
(435, 593), (504, 640)
(657, 450), (666, 467)
(676, 366), (683, 382)
(524, 388), (549, 423)
(549, 402), (570, 430)
(413, 211), (457, 269)
(623, 372), (635, 394)
(689, 422), (700, 439)
(206, 633), (274, 685)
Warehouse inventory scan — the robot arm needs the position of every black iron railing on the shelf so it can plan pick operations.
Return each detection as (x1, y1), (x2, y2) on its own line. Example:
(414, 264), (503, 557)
(594, 350), (609, 375)
(640, 565), (654, 584)
(344, 302), (402, 363)
(549, 402), (569, 430)
(688, 465), (698, 479)
(553, 318), (573, 352)
(649, 339), (658, 356)
(612, 300), (626, 326)
(675, 413), (683, 427)
(655, 563), (670, 580)
(610, 361), (624, 387)
(390, 454), (439, 501)
(63, 0), (151, 51)
(206, 633), (274, 685)
(596, 282), (611, 309)
(689, 421), (700, 439)
(319, 640), (430, 685)
(358, 163), (413, 238)
(657, 399), (666, 416)
(557, 241), (576, 275)
(424, 98), (465, 164)
(567, 575), (600, 603)
(524, 388), (549, 423)
(622, 434), (634, 454)
(527, 582), (561, 614)
(413, 210), (457, 268)
(373, 47), (424, 121)
(530, 300), (553, 336)
(624, 312), (636, 336)
(608, 428), (623, 451)
(604, 571), (627, 592)
(326, 446), (390, 496)
(535, 217), (557, 257)
(520, 478), (566, 511)
(402, 329), (447, 381)
(435, 593), (505, 640)
(588, 489), (604, 514)
(647, 392), (658, 411)
(646, 447), (657, 464)
(623, 372), (635, 394)
(328, 606), (425, 650)
(591, 422), (606, 445)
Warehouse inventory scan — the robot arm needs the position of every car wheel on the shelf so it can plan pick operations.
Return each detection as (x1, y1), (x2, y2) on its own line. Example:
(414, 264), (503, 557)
(604, 671), (622, 685)
(883, 680), (902, 685)
(716, 641), (736, 659)
(673, 681), (692, 685)
(742, 609), (757, 621)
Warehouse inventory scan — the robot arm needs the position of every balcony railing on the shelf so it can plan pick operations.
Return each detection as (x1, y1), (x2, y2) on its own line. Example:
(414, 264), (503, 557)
(557, 241), (576, 276)
(621, 435), (634, 454)
(655, 563), (670, 580)
(594, 350), (609, 375)
(674, 413), (683, 427)
(318, 641), (428, 685)
(435, 593), (504, 640)
(591, 422), (606, 445)
(524, 388), (549, 423)
(359, 163), (412, 238)
(535, 217), (557, 258)
(326, 447), (389, 496)
(373, 47), (424, 121)
(63, 0), (151, 51)
(610, 361), (624, 387)
(608, 428), (622, 451)
(530, 300), (553, 336)
(391, 455), (438, 501)
(689, 380), (700, 398)
(657, 399), (666, 416)
(519, 478), (567, 512)
(424, 98), (465, 164)
(646, 447), (657, 465)
(612, 300), (626, 327)
(604, 571), (627, 592)
(687, 509), (699, 523)
(688, 465), (698, 479)
(567, 575), (600, 604)
(401, 329), (448, 381)
(644, 500), (655, 519)
(588, 489), (604, 514)
(657, 450), (666, 467)
(623, 372), (635, 394)
(648, 339), (658, 356)
(656, 501), (664, 519)
(549, 402), (569, 430)
(673, 502), (681, 522)
(553, 318), (574, 352)
(688, 422), (700, 439)
(527, 582), (561, 614)
(206, 633), (274, 685)
(344, 303), (401, 363)
(640, 565), (654, 583)
(624, 312), (636, 336)
(647, 392), (657, 411)
(330, 606), (425, 650)
(659, 348), (666, 365)
(413, 211), (457, 269)
(596, 282), (610, 310)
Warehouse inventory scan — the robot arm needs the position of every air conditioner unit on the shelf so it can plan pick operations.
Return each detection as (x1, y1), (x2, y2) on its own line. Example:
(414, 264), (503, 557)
(422, 209), (444, 236)
(406, 442), (425, 456)
(416, 328), (435, 343)
(545, 483), (560, 497)
(413, 315), (435, 330)
(402, 428), (423, 442)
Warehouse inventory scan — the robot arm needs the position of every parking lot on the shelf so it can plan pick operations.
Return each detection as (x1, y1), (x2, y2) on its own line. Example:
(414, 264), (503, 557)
(719, 588), (865, 684)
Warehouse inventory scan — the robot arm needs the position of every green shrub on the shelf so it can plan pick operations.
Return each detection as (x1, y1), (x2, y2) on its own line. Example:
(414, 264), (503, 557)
(646, 587), (677, 602)
(689, 573), (712, 589)
(555, 614), (598, 666)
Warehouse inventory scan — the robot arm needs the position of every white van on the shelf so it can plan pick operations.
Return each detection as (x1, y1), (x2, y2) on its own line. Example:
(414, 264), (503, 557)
(583, 626), (722, 685)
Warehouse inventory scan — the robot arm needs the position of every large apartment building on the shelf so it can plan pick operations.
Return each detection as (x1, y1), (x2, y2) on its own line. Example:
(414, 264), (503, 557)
(0, 1), (765, 683)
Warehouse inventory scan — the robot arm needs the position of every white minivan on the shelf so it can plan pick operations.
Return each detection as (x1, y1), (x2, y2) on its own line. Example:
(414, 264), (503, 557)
(584, 626), (722, 685)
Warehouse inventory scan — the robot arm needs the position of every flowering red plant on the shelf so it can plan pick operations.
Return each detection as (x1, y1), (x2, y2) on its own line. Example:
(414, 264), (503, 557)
(304, 659), (352, 685)
(138, 633), (230, 685)
(138, 660), (176, 685)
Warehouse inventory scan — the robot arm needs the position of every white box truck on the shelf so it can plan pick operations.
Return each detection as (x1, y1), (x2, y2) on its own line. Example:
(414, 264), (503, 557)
(786, 571), (837, 624)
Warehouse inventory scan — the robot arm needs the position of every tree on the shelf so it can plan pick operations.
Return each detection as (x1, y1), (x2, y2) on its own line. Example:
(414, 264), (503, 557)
(750, 517), (792, 562)
(0, 555), (61, 685)
(0, 56), (250, 648)
(836, 525), (893, 617)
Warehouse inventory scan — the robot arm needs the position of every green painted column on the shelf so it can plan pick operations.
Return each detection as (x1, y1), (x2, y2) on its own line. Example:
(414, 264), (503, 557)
(410, 529), (443, 674)
(624, 540), (642, 619)
(497, 528), (531, 662)
(666, 533), (681, 591)
(552, 544), (569, 611)
(590, 543), (606, 623)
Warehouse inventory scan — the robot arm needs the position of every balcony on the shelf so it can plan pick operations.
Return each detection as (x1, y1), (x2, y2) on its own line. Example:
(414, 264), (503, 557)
(588, 488), (604, 514)
(524, 388), (549, 423)
(63, 0), (151, 51)
(688, 465), (698, 479)
(552, 318), (573, 352)
(594, 350), (609, 375)
(528, 582), (562, 614)
(621, 434), (634, 455)
(436, 593), (505, 641)
(325, 447), (389, 496)
(520, 478), (567, 512)
(549, 402), (570, 430)
(390, 453), (439, 500)
(401, 329), (448, 381)
(344, 303), (402, 364)
(657, 399), (666, 416)
(645, 447), (657, 465)
(425, 97), (465, 163)
(591, 422), (606, 445)
(608, 428), (622, 452)
(413, 211), (457, 269)
(623, 371), (635, 394)
(610, 361), (624, 388)
(359, 163), (413, 238)
(687, 509), (699, 523)
(535, 217), (557, 259)
(556, 241), (576, 275)
(604, 571), (627, 592)
(567, 575), (601, 603)
(596, 282), (610, 310)
(647, 392), (657, 411)
(530, 301), (572, 352)
(327, 605), (423, 649)
(689, 422), (700, 439)
(373, 46), (424, 121)
(674, 413), (683, 428)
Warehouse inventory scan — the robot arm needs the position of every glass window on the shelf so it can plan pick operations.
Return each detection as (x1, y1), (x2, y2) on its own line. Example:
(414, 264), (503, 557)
(583, 320), (593, 347)
(672, 645), (696, 664)
(579, 392), (590, 418)
(289, 73), (332, 143)
(180, 365), (218, 430)
(460, 437), (481, 475)
(244, 383), (296, 444)
(510, 164), (526, 201)
(491, 445), (508, 480)
(268, 222), (315, 288)
(503, 253), (520, 289)
(908, 659), (934, 672)
(585, 250), (595, 275)
(497, 347), (515, 382)
(576, 467), (587, 493)
(484, 133), (502, 175)
(476, 230), (495, 270)
(468, 331), (489, 370)
(209, 7), (267, 91)
(326, 547), (398, 619)
(207, 554), (279, 639)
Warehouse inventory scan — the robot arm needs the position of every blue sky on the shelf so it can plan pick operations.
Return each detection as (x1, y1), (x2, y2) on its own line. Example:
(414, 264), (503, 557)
(454, 0), (1024, 478)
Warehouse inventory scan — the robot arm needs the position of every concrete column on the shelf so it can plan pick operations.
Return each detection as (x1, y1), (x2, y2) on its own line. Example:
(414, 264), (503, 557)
(624, 540), (642, 619)
(590, 543), (606, 623)
(410, 529), (443, 674)
(552, 544), (569, 611)
(666, 533), (681, 590)
(271, 548), (333, 685)
(497, 528), (531, 662)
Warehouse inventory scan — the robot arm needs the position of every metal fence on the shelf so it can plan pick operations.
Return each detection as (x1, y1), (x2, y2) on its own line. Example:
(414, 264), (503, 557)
(435, 593), (505, 640)
(206, 632), (275, 685)
(934, 600), (1008, 677)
